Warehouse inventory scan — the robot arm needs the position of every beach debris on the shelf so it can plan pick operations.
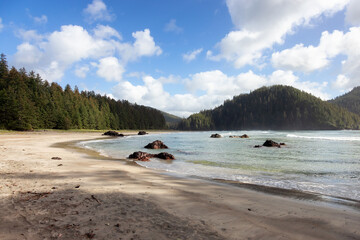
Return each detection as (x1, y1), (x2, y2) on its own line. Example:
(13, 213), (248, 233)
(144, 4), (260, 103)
(91, 194), (101, 204)
(210, 133), (222, 138)
(75, 185), (80, 188)
(248, 208), (252, 211)
(229, 134), (249, 138)
(57, 164), (63, 166)
(51, 157), (62, 160)
(138, 131), (148, 135)
(103, 131), (124, 137)
(262, 139), (282, 148)
(144, 140), (168, 149)
(128, 151), (175, 161)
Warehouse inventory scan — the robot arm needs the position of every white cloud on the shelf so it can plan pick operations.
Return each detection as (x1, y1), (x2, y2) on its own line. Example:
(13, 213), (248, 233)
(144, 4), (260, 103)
(272, 30), (343, 72)
(164, 19), (183, 34)
(33, 15), (47, 24)
(75, 65), (90, 78)
(209, 0), (349, 68)
(93, 24), (121, 39)
(16, 29), (44, 42)
(117, 29), (162, 63)
(345, 0), (360, 25)
(271, 27), (360, 90)
(112, 69), (329, 117)
(14, 42), (42, 65)
(84, 0), (114, 22)
(0, 18), (4, 32)
(183, 48), (203, 62)
(13, 25), (161, 82)
(332, 74), (350, 90)
(96, 57), (124, 82)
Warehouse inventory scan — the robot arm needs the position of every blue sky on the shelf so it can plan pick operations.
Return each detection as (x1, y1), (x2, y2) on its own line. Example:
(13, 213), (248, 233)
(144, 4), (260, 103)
(1, 0), (360, 117)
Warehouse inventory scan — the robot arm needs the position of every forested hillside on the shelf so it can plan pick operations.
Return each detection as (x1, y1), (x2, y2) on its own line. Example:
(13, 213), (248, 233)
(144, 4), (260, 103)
(0, 54), (166, 130)
(329, 87), (360, 115)
(178, 85), (360, 130)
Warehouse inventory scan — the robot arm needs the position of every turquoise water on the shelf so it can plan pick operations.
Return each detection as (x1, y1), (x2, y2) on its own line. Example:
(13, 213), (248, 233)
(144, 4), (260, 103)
(80, 131), (360, 201)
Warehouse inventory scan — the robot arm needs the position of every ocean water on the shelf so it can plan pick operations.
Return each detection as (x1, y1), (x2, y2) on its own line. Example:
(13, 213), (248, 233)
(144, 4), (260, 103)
(79, 131), (360, 201)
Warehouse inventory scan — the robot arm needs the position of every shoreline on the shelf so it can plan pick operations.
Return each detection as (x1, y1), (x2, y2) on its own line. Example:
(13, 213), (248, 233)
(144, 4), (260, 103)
(72, 134), (360, 210)
(1, 131), (359, 239)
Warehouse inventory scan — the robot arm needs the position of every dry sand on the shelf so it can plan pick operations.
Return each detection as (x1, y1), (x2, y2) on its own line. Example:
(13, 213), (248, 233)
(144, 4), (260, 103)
(0, 131), (359, 240)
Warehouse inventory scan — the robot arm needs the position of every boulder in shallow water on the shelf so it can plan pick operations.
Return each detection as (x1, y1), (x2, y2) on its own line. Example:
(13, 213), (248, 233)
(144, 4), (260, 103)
(210, 133), (222, 138)
(128, 151), (154, 161)
(262, 139), (281, 147)
(138, 131), (148, 135)
(144, 140), (168, 149)
(128, 151), (175, 161)
(154, 152), (175, 160)
(240, 134), (249, 138)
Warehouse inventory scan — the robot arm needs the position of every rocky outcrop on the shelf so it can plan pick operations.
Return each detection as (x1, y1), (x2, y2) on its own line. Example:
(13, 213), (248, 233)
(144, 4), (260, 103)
(128, 151), (154, 161)
(138, 131), (148, 135)
(103, 131), (124, 137)
(262, 140), (281, 147)
(210, 133), (222, 138)
(144, 140), (168, 149)
(155, 152), (175, 160)
(128, 151), (175, 161)
(229, 134), (249, 138)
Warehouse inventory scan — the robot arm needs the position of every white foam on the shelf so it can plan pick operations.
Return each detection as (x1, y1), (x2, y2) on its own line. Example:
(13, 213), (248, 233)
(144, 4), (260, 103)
(287, 134), (360, 141)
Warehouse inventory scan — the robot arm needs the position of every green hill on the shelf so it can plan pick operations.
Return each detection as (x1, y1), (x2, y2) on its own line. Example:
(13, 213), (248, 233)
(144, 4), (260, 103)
(161, 111), (182, 128)
(0, 54), (166, 131)
(177, 85), (360, 130)
(329, 87), (360, 115)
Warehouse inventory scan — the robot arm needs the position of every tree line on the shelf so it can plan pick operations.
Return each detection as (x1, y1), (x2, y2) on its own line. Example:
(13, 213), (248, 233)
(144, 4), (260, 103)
(0, 54), (166, 130)
(178, 85), (360, 130)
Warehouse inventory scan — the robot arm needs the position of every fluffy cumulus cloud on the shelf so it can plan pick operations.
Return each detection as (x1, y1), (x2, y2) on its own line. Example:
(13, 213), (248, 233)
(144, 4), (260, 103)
(112, 69), (329, 117)
(208, 0), (349, 68)
(271, 27), (360, 90)
(84, 0), (114, 22)
(13, 25), (162, 82)
(271, 30), (344, 72)
(96, 57), (124, 82)
(183, 48), (203, 62)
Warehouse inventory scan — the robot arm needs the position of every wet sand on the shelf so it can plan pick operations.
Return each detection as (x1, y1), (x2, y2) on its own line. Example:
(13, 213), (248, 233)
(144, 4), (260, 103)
(0, 131), (359, 239)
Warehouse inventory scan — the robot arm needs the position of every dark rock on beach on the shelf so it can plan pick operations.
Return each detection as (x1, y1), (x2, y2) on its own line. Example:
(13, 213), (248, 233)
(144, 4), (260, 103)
(144, 140), (168, 149)
(138, 131), (148, 135)
(210, 133), (222, 138)
(103, 131), (124, 137)
(240, 134), (249, 138)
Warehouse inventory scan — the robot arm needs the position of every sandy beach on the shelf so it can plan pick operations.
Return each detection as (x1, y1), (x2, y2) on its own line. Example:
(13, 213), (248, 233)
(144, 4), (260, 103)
(0, 131), (359, 240)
